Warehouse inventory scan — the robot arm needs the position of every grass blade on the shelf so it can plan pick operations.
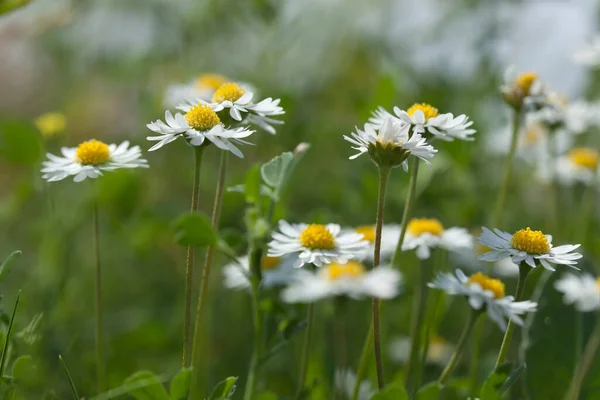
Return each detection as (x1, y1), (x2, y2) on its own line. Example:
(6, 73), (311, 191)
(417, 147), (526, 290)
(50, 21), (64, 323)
(59, 355), (80, 400)
(0, 290), (21, 376)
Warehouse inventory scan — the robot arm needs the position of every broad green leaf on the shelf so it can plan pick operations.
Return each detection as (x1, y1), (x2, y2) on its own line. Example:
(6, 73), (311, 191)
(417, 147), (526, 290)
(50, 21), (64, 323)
(0, 251), (21, 284)
(415, 382), (441, 400)
(91, 371), (169, 400)
(169, 368), (191, 400)
(11, 355), (36, 386)
(0, 0), (31, 15)
(255, 391), (278, 400)
(260, 152), (294, 189)
(208, 376), (238, 399)
(244, 164), (261, 204)
(369, 383), (409, 400)
(173, 213), (218, 247)
(480, 363), (511, 400)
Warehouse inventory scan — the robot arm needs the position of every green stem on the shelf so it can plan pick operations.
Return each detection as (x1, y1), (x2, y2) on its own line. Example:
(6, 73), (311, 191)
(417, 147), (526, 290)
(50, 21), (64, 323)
(93, 198), (105, 392)
(295, 302), (314, 399)
(492, 108), (521, 227)
(546, 128), (559, 234)
(468, 318), (485, 392)
(243, 247), (264, 400)
(59, 355), (80, 400)
(0, 291), (20, 377)
(351, 325), (374, 400)
(494, 265), (530, 368)
(563, 314), (600, 400)
(391, 158), (420, 270)
(183, 146), (204, 367)
(438, 309), (481, 385)
(577, 182), (596, 246)
(190, 150), (229, 398)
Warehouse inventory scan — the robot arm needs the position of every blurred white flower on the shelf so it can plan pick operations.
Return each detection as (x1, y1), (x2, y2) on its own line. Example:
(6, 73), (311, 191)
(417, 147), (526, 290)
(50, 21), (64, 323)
(573, 36), (600, 67)
(281, 261), (401, 302)
(500, 67), (545, 109)
(402, 218), (472, 260)
(352, 224), (401, 262)
(428, 269), (537, 330)
(41, 140), (147, 182)
(163, 73), (228, 109)
(334, 369), (374, 400)
(223, 254), (296, 290)
(555, 273), (600, 312)
(555, 147), (599, 186)
(268, 221), (368, 268)
(389, 335), (454, 366)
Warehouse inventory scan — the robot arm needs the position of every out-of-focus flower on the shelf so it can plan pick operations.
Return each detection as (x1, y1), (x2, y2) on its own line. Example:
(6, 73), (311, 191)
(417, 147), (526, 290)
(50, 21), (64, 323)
(428, 269), (537, 330)
(402, 218), (472, 260)
(389, 335), (454, 366)
(163, 73), (228, 108)
(500, 67), (544, 110)
(352, 224), (400, 262)
(555, 273), (600, 312)
(334, 369), (374, 400)
(573, 36), (600, 67)
(281, 261), (401, 302)
(35, 112), (66, 138)
(555, 147), (599, 186)
(41, 140), (147, 182)
(223, 254), (296, 290)
(531, 92), (600, 134)
(477, 227), (582, 271)
(268, 221), (368, 268)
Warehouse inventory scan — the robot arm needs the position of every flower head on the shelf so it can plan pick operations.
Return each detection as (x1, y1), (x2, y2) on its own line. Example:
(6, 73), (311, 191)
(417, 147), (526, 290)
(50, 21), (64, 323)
(353, 224), (401, 262)
(389, 335), (454, 367)
(35, 112), (66, 138)
(428, 269), (537, 330)
(335, 370), (374, 400)
(223, 254), (296, 290)
(501, 67), (544, 110)
(41, 140), (148, 182)
(555, 147), (599, 186)
(477, 227), (582, 271)
(555, 273), (600, 312)
(402, 218), (473, 260)
(162, 73), (228, 108)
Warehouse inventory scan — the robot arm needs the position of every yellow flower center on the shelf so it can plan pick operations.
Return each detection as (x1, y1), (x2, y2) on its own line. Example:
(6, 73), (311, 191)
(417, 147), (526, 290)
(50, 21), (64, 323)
(515, 72), (537, 95)
(596, 277), (600, 289)
(184, 104), (221, 131)
(35, 112), (66, 138)
(407, 218), (444, 236)
(511, 227), (550, 254)
(523, 122), (544, 145)
(355, 225), (376, 243)
(212, 82), (246, 103)
(468, 272), (505, 299)
(407, 103), (439, 121)
(76, 140), (110, 166)
(261, 256), (280, 270)
(325, 261), (366, 280)
(195, 73), (227, 90)
(300, 224), (336, 250)
(568, 147), (599, 169)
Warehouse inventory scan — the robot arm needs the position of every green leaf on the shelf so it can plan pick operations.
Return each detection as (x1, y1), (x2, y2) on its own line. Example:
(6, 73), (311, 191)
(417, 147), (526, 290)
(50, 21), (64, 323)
(261, 152), (294, 188)
(415, 382), (442, 400)
(11, 355), (35, 385)
(499, 364), (524, 394)
(173, 213), (218, 247)
(58, 355), (80, 400)
(0, 251), (21, 284)
(91, 371), (169, 400)
(481, 364), (511, 400)
(244, 164), (261, 204)
(0, 120), (42, 165)
(0, 291), (21, 377)
(369, 383), (409, 400)
(169, 368), (191, 400)
(208, 376), (238, 399)
(255, 391), (278, 400)
(0, 0), (32, 15)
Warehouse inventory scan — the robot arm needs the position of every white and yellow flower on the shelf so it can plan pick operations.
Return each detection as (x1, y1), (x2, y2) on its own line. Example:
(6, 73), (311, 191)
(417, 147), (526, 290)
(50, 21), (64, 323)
(41, 140), (148, 182)
(268, 221), (368, 268)
(477, 227), (582, 271)
(334, 369), (374, 400)
(352, 224), (401, 262)
(428, 269), (537, 330)
(402, 218), (472, 260)
(223, 254), (296, 290)
(555, 273), (600, 312)
(555, 147), (599, 186)
(162, 73), (228, 108)
(281, 261), (401, 302)
(573, 36), (600, 68)
(389, 335), (454, 367)
(500, 67), (544, 109)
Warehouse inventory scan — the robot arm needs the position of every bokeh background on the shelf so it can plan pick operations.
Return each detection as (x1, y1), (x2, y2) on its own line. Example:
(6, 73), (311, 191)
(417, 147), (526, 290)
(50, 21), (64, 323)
(1, 0), (600, 398)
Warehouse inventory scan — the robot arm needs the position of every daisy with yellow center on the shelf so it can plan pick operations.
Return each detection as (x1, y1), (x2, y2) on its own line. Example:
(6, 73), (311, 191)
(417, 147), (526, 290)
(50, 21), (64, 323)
(281, 260), (401, 303)
(477, 226), (582, 271)
(501, 67), (543, 109)
(195, 73), (228, 91)
(351, 225), (401, 262)
(223, 254), (297, 290)
(428, 269), (537, 330)
(268, 221), (369, 268)
(162, 73), (229, 108)
(41, 139), (148, 182)
(555, 273), (600, 312)
(35, 112), (66, 138)
(402, 217), (472, 260)
(555, 147), (599, 186)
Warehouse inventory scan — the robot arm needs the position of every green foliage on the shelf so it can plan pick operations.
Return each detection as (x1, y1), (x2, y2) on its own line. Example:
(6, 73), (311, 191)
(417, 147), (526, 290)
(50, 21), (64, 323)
(207, 376), (238, 399)
(369, 383), (409, 400)
(92, 371), (169, 400)
(0, 251), (21, 284)
(0, 120), (42, 165)
(415, 382), (442, 400)
(169, 368), (191, 400)
(480, 363), (523, 400)
(172, 212), (218, 247)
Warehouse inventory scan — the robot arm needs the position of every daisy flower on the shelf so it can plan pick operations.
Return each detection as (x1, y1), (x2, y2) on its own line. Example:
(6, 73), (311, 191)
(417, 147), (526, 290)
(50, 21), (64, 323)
(281, 261), (401, 302)
(343, 118), (437, 169)
(353, 224), (401, 262)
(555, 273), (600, 312)
(477, 227), (582, 271)
(35, 112), (66, 138)
(162, 73), (228, 108)
(573, 35), (600, 68)
(146, 105), (254, 157)
(500, 67), (544, 110)
(389, 335), (454, 367)
(555, 147), (599, 186)
(223, 254), (296, 290)
(334, 369), (374, 400)
(41, 139), (148, 182)
(401, 218), (473, 260)
(268, 221), (368, 268)
(428, 269), (537, 330)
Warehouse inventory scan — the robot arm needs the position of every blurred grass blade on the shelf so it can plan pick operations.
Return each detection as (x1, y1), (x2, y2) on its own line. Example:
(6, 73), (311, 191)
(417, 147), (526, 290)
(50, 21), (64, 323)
(59, 355), (80, 400)
(90, 371), (169, 400)
(0, 290), (21, 376)
(0, 0), (31, 15)
(0, 250), (21, 284)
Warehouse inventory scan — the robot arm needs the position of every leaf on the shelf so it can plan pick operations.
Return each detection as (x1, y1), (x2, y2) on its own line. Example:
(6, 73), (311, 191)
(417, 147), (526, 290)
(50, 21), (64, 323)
(499, 364), (524, 394)
(369, 383), (409, 400)
(244, 164), (261, 204)
(172, 213), (218, 247)
(415, 382), (442, 400)
(0, 251), (21, 284)
(261, 152), (294, 189)
(58, 355), (80, 400)
(480, 363), (511, 400)
(255, 392), (278, 400)
(208, 376), (238, 399)
(11, 355), (36, 386)
(0, 0), (31, 15)
(91, 371), (169, 400)
(169, 368), (191, 400)
(0, 120), (42, 165)
(0, 291), (21, 377)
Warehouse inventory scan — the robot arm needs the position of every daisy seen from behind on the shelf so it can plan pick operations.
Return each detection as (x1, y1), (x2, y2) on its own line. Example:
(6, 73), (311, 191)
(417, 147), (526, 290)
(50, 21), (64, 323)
(402, 218), (473, 260)
(42, 139), (148, 182)
(162, 73), (228, 108)
(555, 273), (600, 312)
(500, 66), (544, 110)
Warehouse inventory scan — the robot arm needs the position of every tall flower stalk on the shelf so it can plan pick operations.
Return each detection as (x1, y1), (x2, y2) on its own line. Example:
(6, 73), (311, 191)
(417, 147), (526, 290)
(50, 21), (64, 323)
(295, 301), (315, 399)
(438, 309), (481, 384)
(92, 196), (105, 392)
(391, 158), (420, 270)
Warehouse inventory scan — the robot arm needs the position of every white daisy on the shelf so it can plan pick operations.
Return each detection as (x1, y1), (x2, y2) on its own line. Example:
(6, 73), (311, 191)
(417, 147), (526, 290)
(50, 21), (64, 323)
(334, 369), (374, 400)
(343, 118), (437, 170)
(162, 73), (228, 108)
(428, 269), (538, 330)
(268, 221), (368, 268)
(401, 218), (473, 260)
(281, 261), (401, 302)
(573, 36), (600, 68)
(389, 335), (454, 367)
(555, 147), (599, 186)
(555, 273), (600, 312)
(41, 139), (148, 183)
(222, 254), (296, 290)
(352, 224), (401, 262)
(500, 67), (545, 110)
(146, 105), (254, 157)
(477, 227), (582, 271)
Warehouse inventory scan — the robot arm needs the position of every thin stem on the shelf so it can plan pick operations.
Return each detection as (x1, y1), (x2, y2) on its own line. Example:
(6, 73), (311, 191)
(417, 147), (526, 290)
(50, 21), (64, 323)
(59, 355), (80, 400)
(492, 108), (521, 227)
(0, 291), (20, 377)
(546, 129), (559, 234)
(183, 146), (204, 367)
(295, 303), (314, 399)
(563, 314), (600, 400)
(93, 198), (105, 392)
(351, 325), (374, 400)
(468, 318), (485, 393)
(190, 150), (229, 399)
(438, 309), (480, 385)
(243, 247), (264, 400)
(391, 158), (420, 270)
(494, 265), (530, 368)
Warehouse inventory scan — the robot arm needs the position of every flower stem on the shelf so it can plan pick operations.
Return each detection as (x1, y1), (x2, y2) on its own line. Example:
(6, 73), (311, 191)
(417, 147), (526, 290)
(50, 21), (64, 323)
(351, 325), (374, 400)
(190, 150), (229, 398)
(243, 247), (264, 400)
(295, 302), (315, 399)
(439, 309), (481, 385)
(391, 158), (420, 270)
(183, 146), (204, 368)
(92, 197), (105, 392)
(563, 314), (600, 400)
(494, 265), (530, 368)
(492, 108), (521, 227)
